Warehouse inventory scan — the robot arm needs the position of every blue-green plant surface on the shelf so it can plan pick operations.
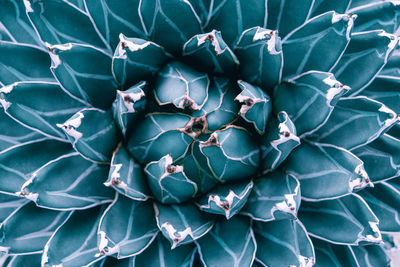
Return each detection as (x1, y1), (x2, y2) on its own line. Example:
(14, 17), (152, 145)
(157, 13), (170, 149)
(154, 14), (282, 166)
(0, 0), (400, 266)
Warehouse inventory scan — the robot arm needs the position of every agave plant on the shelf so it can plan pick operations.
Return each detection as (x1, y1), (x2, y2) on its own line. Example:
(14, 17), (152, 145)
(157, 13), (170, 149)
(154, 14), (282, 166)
(0, 0), (400, 266)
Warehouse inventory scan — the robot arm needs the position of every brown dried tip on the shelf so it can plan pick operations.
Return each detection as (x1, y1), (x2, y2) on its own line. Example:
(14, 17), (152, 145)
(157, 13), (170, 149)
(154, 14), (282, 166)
(221, 202), (230, 210)
(111, 179), (120, 186)
(209, 136), (217, 144)
(206, 34), (214, 42)
(121, 42), (126, 49)
(284, 132), (290, 137)
(245, 98), (254, 106)
(166, 165), (176, 173)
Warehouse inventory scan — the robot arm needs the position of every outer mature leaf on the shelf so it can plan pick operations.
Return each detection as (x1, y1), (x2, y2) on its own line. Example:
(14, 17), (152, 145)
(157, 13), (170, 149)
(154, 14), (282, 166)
(313, 238), (390, 267)
(308, 96), (398, 150)
(42, 206), (105, 267)
(381, 48), (400, 77)
(0, 110), (40, 153)
(0, 202), (69, 254)
(235, 81), (272, 135)
(199, 126), (260, 182)
(348, 1), (400, 34)
(0, 138), (72, 194)
(266, 0), (315, 38)
(155, 61), (209, 111)
(20, 152), (113, 210)
(105, 144), (150, 201)
(359, 182), (400, 232)
(0, 42), (53, 86)
(197, 216), (256, 267)
(310, 0), (351, 17)
(197, 180), (253, 219)
(183, 30), (239, 74)
(84, 0), (146, 49)
(0, 0), (42, 46)
(0, 194), (27, 223)
(254, 219), (315, 266)
(204, 0), (268, 46)
(2, 254), (42, 267)
(0, 81), (85, 140)
(133, 234), (196, 267)
(58, 108), (119, 163)
(353, 133), (400, 182)
(282, 11), (355, 77)
(299, 194), (382, 245)
(24, 0), (108, 50)
(332, 30), (398, 96)
(112, 81), (146, 137)
(112, 35), (169, 88)
(49, 43), (117, 109)
(127, 113), (194, 164)
(154, 202), (214, 248)
(260, 111), (300, 172)
(283, 142), (371, 200)
(98, 194), (158, 258)
(273, 71), (350, 136)
(145, 154), (197, 204)
(139, 0), (202, 54)
(242, 169), (300, 221)
(234, 27), (283, 92)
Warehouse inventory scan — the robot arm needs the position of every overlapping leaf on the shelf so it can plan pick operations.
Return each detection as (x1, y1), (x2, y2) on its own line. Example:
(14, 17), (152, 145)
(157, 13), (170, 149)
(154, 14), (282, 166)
(196, 216), (256, 267)
(310, 0), (351, 17)
(299, 194), (382, 245)
(98, 194), (158, 258)
(0, 194), (27, 223)
(242, 169), (300, 221)
(20, 152), (113, 210)
(1, 254), (42, 267)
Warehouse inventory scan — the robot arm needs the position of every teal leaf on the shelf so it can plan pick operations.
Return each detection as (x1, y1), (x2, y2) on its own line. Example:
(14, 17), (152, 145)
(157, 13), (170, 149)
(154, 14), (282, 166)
(266, 0), (315, 38)
(105, 144), (150, 201)
(254, 219), (315, 266)
(381, 48), (400, 76)
(193, 77), (239, 132)
(332, 30), (398, 96)
(127, 113), (194, 164)
(155, 62), (209, 111)
(242, 169), (300, 221)
(348, 1), (400, 34)
(282, 11), (355, 77)
(0, 81), (85, 141)
(260, 111), (300, 172)
(2, 254), (42, 267)
(58, 108), (119, 163)
(98, 193), (158, 258)
(183, 30), (239, 74)
(235, 80), (272, 135)
(359, 182), (400, 232)
(0, 138), (72, 194)
(0, 42), (53, 86)
(133, 234), (196, 267)
(312, 238), (390, 267)
(24, 0), (108, 50)
(299, 194), (382, 245)
(199, 126), (260, 182)
(0, 110), (41, 153)
(283, 142), (371, 200)
(204, 0), (268, 46)
(84, 0), (146, 49)
(154, 202), (214, 248)
(139, 0), (202, 55)
(0, 0), (42, 46)
(353, 133), (400, 183)
(0, 202), (69, 254)
(42, 206), (106, 267)
(310, 0), (351, 17)
(197, 216), (256, 267)
(0, 194), (27, 223)
(363, 74), (400, 114)
(48, 43), (117, 109)
(197, 180), (253, 219)
(145, 154), (197, 204)
(308, 96), (399, 150)
(112, 81), (147, 137)
(178, 141), (219, 194)
(20, 152), (113, 210)
(234, 27), (283, 92)
(112, 35), (169, 88)
(273, 71), (350, 136)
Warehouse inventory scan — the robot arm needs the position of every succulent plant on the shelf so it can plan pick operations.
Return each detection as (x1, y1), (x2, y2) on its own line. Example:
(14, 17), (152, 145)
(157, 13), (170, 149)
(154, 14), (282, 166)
(0, 0), (400, 266)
